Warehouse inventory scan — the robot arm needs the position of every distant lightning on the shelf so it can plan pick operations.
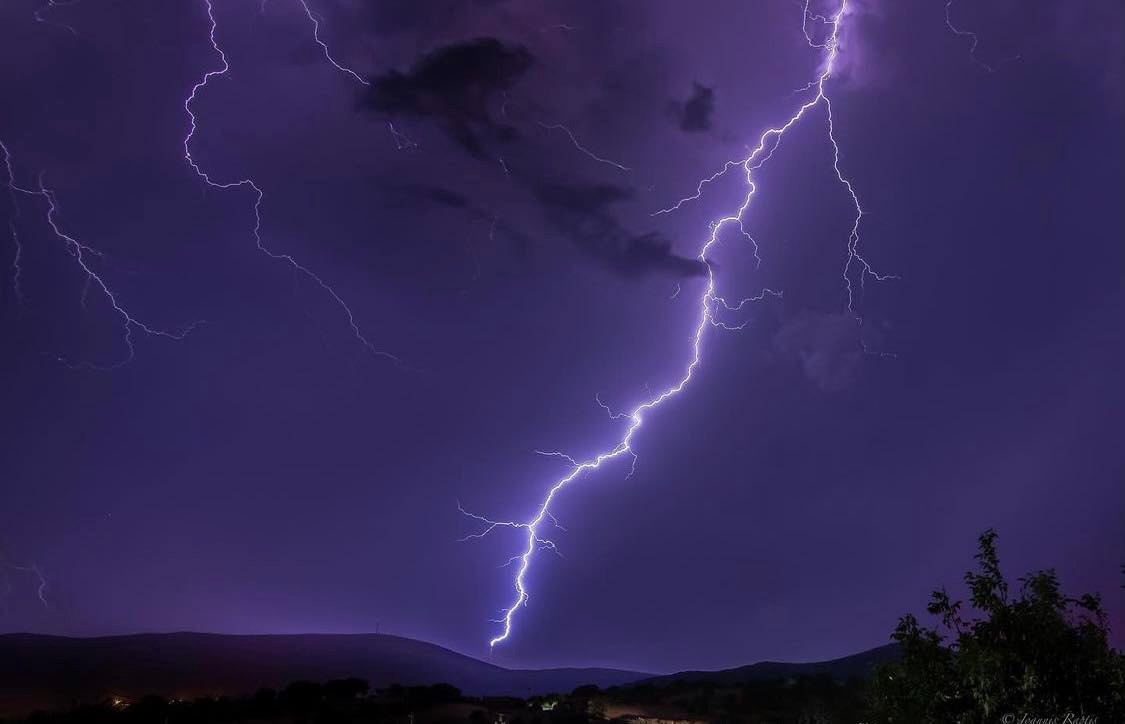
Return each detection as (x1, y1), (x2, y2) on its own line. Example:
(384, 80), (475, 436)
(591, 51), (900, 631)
(462, 0), (894, 648)
(1, 551), (49, 610)
(387, 122), (419, 151)
(537, 122), (631, 172)
(540, 23), (578, 34)
(289, 2), (420, 153)
(294, 0), (369, 86)
(944, 0), (1019, 73)
(185, 0), (400, 364)
(4, 146), (24, 305)
(33, 0), (79, 36)
(2, 140), (200, 369)
(12, 564), (49, 609)
(7, 218), (22, 305)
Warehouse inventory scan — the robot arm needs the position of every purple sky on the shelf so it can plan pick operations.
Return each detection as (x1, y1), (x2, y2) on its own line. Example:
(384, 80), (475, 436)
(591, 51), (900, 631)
(1, 0), (1122, 673)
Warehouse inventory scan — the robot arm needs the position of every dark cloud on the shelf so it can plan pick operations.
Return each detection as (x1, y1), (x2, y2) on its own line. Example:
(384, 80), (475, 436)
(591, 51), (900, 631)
(673, 82), (715, 133)
(411, 186), (471, 209)
(405, 185), (532, 257)
(772, 312), (864, 391)
(533, 182), (706, 279)
(361, 38), (532, 156)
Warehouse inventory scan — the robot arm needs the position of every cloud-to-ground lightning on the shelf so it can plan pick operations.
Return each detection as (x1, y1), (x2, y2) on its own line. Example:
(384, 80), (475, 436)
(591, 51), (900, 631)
(3, 140), (201, 369)
(537, 122), (631, 172)
(462, 0), (894, 648)
(944, 0), (1019, 73)
(184, 0), (400, 364)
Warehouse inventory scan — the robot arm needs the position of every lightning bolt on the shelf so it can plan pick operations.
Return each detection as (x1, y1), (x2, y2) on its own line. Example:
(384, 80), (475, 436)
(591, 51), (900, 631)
(944, 0), (1020, 73)
(537, 122), (631, 172)
(0, 550), (49, 611)
(184, 0), (400, 365)
(294, 0), (368, 86)
(2, 140), (201, 369)
(291, 3), (419, 152)
(462, 0), (895, 648)
(387, 122), (420, 151)
(33, 0), (79, 37)
(4, 145), (25, 306)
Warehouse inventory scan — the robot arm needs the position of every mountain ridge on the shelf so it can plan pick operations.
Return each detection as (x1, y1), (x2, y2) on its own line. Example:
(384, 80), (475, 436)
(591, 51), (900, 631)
(0, 632), (897, 717)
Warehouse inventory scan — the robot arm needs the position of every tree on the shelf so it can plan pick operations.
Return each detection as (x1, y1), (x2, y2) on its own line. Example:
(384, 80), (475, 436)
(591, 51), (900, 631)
(323, 677), (369, 701)
(867, 530), (1125, 723)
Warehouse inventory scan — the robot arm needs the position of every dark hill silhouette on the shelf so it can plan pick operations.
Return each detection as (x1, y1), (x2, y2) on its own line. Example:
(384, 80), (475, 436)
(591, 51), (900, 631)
(634, 643), (900, 687)
(0, 633), (899, 718)
(0, 632), (646, 716)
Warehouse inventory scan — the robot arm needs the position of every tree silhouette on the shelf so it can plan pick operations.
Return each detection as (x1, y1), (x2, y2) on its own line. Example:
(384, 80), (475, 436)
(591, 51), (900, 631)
(867, 529), (1125, 723)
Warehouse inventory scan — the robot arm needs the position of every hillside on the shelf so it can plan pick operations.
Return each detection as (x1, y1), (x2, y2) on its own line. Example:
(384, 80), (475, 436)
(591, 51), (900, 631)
(635, 643), (900, 687)
(0, 632), (646, 717)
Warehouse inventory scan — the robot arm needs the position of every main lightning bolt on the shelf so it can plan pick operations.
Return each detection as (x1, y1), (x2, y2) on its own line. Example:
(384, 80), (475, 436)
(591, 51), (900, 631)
(462, 0), (894, 648)
(184, 0), (399, 364)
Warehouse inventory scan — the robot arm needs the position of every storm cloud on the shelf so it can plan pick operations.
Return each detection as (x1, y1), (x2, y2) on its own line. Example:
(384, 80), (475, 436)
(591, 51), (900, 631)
(361, 38), (532, 156)
(673, 82), (715, 132)
(533, 181), (706, 279)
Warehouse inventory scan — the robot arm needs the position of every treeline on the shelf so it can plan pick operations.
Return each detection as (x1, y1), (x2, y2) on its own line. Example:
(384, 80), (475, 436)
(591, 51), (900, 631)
(3, 676), (868, 724)
(7, 681), (489, 724)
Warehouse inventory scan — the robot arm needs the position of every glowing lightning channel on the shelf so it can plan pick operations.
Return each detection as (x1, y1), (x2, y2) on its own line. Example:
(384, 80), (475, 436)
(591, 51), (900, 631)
(184, 0), (400, 364)
(387, 122), (419, 151)
(462, 0), (894, 648)
(4, 146), (24, 306)
(294, 0), (369, 86)
(2, 140), (201, 369)
(291, 3), (419, 152)
(0, 549), (49, 611)
(537, 122), (631, 172)
(34, 0), (79, 37)
(944, 0), (1019, 74)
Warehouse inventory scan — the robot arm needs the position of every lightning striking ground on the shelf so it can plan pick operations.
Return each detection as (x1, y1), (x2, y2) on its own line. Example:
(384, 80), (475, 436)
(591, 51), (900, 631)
(185, 0), (399, 364)
(462, 0), (894, 648)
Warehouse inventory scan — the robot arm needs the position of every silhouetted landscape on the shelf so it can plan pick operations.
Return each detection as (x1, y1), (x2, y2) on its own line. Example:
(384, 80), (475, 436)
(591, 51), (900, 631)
(5, 532), (1122, 722)
(0, 632), (649, 716)
(2, 0), (1121, 722)
(0, 631), (892, 722)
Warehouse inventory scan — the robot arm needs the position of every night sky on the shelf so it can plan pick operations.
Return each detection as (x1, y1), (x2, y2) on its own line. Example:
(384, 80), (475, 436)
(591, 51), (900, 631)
(1, 0), (1122, 674)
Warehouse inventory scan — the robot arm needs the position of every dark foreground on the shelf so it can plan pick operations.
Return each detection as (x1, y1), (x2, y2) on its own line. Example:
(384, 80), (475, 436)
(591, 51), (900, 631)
(3, 675), (870, 724)
(0, 632), (894, 722)
(4, 532), (1123, 723)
